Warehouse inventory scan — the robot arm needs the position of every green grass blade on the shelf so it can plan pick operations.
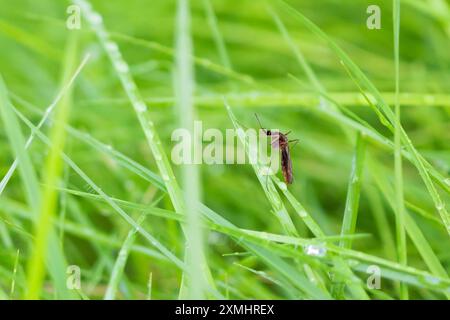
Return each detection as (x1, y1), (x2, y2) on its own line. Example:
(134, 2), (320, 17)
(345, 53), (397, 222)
(104, 214), (145, 300)
(276, 0), (450, 234)
(175, 0), (206, 299)
(331, 133), (366, 298)
(202, 0), (232, 70)
(13, 106), (186, 272)
(0, 53), (90, 197)
(225, 103), (298, 236)
(24, 35), (80, 299)
(393, 0), (408, 299)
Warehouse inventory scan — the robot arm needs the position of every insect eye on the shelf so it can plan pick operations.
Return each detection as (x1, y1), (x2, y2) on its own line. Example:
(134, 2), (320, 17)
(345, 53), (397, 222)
(267, 130), (272, 135)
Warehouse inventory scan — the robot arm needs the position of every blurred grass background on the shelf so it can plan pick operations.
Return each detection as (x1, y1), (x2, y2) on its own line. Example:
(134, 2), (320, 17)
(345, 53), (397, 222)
(0, 0), (449, 299)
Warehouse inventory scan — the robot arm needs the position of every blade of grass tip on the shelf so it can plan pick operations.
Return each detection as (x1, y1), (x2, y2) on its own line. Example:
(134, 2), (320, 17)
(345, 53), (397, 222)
(198, 6), (327, 297)
(276, 0), (450, 232)
(10, 249), (20, 299)
(58, 163), (70, 244)
(225, 104), (337, 298)
(175, 0), (206, 299)
(25, 34), (79, 300)
(393, 0), (408, 300)
(104, 214), (146, 300)
(146, 272), (153, 300)
(0, 54), (90, 197)
(331, 133), (366, 299)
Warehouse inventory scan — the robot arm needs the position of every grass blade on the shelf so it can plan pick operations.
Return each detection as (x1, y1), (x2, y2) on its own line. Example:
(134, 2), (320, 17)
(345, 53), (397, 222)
(104, 214), (145, 300)
(276, 0), (450, 235)
(331, 133), (366, 298)
(175, 0), (206, 299)
(24, 35), (81, 300)
(393, 0), (408, 299)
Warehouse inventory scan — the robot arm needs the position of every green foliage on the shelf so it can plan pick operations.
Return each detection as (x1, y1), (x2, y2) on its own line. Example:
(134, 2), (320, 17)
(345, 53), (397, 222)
(0, 0), (449, 300)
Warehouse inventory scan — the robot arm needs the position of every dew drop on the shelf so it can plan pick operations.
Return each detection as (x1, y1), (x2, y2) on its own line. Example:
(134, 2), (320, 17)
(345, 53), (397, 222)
(436, 202), (445, 212)
(89, 12), (103, 25)
(277, 181), (287, 191)
(116, 61), (129, 73)
(136, 101), (147, 113)
(106, 41), (118, 52)
(303, 244), (327, 257)
(424, 275), (441, 285)
(424, 95), (435, 105)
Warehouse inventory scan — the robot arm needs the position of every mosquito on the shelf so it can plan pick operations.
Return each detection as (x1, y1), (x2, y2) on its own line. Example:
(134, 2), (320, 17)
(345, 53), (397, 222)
(255, 113), (299, 185)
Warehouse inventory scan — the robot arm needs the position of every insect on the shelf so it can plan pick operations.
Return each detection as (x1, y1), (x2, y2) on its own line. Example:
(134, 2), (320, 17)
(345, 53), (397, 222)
(255, 114), (299, 185)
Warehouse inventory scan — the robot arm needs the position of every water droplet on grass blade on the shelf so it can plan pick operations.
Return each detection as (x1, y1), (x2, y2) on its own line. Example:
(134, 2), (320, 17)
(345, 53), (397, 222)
(303, 244), (327, 257)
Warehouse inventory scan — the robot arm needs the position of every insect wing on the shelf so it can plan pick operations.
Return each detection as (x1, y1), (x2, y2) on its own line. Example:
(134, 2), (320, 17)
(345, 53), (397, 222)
(281, 146), (293, 184)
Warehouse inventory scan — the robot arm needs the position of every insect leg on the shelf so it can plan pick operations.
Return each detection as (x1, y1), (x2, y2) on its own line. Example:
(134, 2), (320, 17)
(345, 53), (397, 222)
(288, 139), (300, 149)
